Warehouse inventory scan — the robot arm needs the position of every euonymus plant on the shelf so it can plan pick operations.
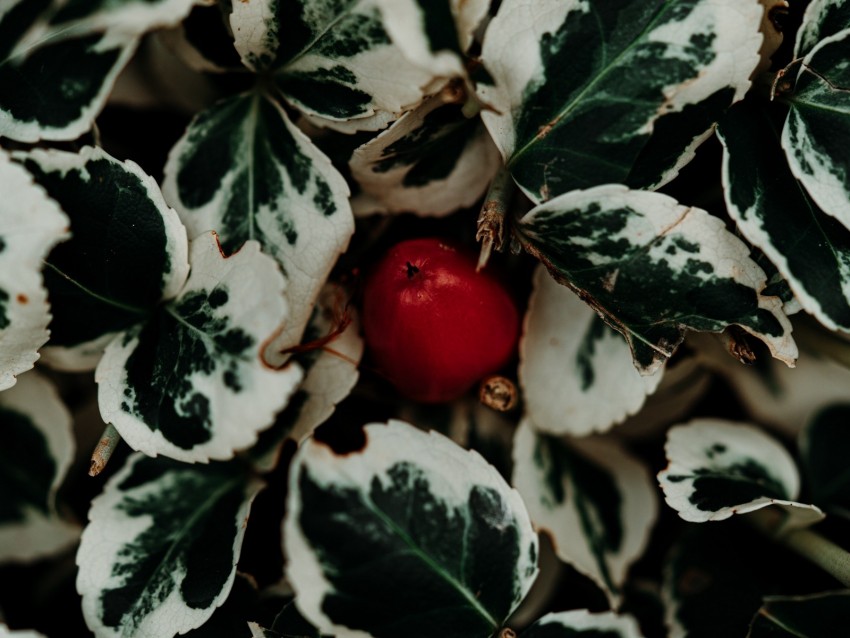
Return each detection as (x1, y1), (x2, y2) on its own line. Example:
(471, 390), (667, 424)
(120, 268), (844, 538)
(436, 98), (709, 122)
(3, 0), (850, 636)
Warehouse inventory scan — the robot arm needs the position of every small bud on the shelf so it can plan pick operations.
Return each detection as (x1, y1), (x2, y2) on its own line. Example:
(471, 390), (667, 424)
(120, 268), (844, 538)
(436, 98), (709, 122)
(479, 375), (518, 412)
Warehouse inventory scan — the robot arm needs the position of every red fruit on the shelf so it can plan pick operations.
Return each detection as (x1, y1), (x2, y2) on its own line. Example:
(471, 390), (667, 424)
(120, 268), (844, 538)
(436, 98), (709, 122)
(362, 237), (519, 403)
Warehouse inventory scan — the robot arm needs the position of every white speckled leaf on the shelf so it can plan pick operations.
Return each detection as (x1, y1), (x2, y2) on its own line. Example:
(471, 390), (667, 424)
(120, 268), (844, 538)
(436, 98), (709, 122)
(284, 420), (539, 638)
(520, 266), (663, 436)
(720, 98), (850, 332)
(659, 419), (824, 526)
(229, 0), (438, 131)
(76, 453), (263, 638)
(0, 0), (197, 142)
(521, 611), (646, 637)
(512, 421), (657, 605)
(162, 91), (353, 363)
(478, 0), (762, 204)
(0, 371), (79, 563)
(378, 0), (489, 77)
(782, 28), (850, 232)
(690, 332), (850, 437)
(0, 150), (68, 390)
(15, 146), (189, 372)
(350, 89), (500, 217)
(517, 185), (797, 375)
(250, 284), (363, 473)
(795, 0), (850, 56)
(96, 232), (303, 463)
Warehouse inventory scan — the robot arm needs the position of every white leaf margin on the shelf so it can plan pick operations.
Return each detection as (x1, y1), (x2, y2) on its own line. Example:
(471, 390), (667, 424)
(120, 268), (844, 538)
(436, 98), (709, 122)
(96, 233), (303, 463)
(782, 28), (850, 233)
(0, 150), (69, 390)
(76, 452), (264, 638)
(16, 145), (190, 372)
(0, 371), (80, 563)
(512, 420), (657, 606)
(284, 420), (539, 637)
(520, 265), (664, 436)
(658, 419), (824, 527)
(526, 610), (646, 637)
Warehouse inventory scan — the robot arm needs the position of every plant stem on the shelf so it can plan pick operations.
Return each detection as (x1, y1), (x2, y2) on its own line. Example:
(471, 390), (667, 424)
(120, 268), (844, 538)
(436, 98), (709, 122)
(793, 315), (850, 370)
(476, 167), (515, 271)
(749, 508), (850, 587)
(782, 528), (850, 587)
(89, 424), (121, 477)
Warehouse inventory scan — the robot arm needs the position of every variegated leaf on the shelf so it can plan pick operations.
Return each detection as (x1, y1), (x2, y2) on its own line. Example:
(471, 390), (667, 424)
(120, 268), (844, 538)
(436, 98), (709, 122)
(378, 0), (490, 77)
(14, 146), (189, 371)
(1, 0), (198, 143)
(0, 371), (79, 563)
(783, 28), (850, 232)
(284, 420), (539, 638)
(77, 453), (263, 638)
(156, 5), (245, 75)
(659, 419), (824, 526)
(800, 405), (850, 519)
(748, 591), (850, 637)
(96, 232), (303, 463)
(719, 98), (850, 332)
(689, 332), (850, 436)
(229, 0), (437, 131)
(250, 284), (363, 473)
(478, 0), (762, 204)
(795, 0), (850, 56)
(350, 90), (500, 216)
(520, 611), (645, 637)
(0, 150), (68, 390)
(517, 185), (796, 375)
(248, 601), (327, 638)
(162, 91), (353, 362)
(512, 421), (657, 605)
(520, 265), (663, 436)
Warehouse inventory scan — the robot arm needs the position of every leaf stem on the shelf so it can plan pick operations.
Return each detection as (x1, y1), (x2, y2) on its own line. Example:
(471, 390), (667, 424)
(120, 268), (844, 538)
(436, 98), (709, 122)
(749, 509), (850, 587)
(476, 167), (515, 271)
(89, 424), (121, 477)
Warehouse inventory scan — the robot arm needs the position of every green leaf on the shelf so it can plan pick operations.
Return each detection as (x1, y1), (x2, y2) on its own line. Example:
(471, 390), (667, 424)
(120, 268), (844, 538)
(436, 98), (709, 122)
(512, 421), (657, 605)
(0, 149), (68, 390)
(15, 146), (189, 371)
(162, 91), (353, 362)
(0, 0), (197, 142)
(249, 284), (363, 473)
(350, 91), (500, 216)
(229, 0), (438, 131)
(77, 453), (264, 638)
(96, 232), (304, 463)
(800, 404), (850, 518)
(520, 610), (646, 637)
(748, 591), (850, 637)
(478, 0), (762, 204)
(284, 420), (539, 638)
(719, 98), (850, 332)
(658, 419), (823, 525)
(517, 185), (796, 375)
(0, 371), (79, 563)
(520, 266), (663, 436)
(795, 0), (850, 56)
(783, 28), (850, 231)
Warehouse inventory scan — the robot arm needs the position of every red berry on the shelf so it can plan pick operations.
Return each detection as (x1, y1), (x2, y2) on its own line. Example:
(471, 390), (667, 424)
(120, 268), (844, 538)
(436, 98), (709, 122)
(362, 237), (519, 403)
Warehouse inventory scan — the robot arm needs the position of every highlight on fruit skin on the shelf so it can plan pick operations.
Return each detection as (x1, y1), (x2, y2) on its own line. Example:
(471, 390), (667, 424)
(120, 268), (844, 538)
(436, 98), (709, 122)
(361, 237), (520, 403)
